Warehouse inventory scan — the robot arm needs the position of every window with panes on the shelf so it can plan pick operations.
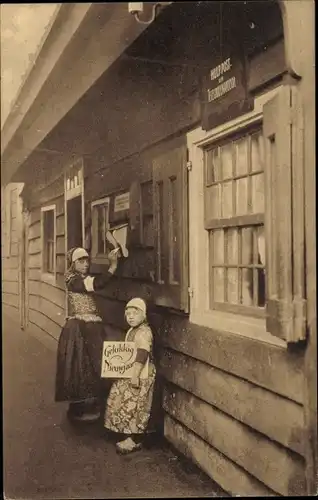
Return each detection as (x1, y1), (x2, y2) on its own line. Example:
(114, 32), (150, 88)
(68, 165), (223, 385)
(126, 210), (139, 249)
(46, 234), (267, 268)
(204, 125), (265, 316)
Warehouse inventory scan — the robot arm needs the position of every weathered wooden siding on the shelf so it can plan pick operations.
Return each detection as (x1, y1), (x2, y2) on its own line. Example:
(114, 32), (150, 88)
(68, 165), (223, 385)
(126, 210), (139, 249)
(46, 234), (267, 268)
(26, 177), (66, 340)
(158, 317), (306, 496)
(1, 183), (23, 314)
(164, 415), (276, 496)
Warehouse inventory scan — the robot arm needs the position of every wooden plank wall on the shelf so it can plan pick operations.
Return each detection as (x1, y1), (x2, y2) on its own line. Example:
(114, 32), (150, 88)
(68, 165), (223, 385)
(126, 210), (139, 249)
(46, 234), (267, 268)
(159, 316), (307, 496)
(26, 176), (66, 341)
(1, 184), (23, 313)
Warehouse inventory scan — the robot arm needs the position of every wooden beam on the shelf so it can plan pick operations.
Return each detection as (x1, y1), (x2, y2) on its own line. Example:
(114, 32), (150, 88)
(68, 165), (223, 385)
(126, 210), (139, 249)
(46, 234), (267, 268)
(1, 4), (91, 154)
(2, 4), (149, 185)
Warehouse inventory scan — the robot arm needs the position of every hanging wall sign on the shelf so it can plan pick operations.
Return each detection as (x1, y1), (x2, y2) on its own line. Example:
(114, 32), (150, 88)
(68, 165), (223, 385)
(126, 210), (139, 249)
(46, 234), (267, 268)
(65, 158), (84, 201)
(201, 51), (253, 131)
(201, 5), (254, 131)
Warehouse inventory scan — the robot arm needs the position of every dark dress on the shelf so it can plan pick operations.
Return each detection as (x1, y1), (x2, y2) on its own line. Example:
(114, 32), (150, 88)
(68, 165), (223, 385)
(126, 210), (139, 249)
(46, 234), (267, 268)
(55, 271), (113, 403)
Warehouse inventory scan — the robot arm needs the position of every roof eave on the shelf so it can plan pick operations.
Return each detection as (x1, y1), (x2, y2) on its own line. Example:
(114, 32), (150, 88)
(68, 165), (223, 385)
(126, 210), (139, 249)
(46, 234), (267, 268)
(1, 3), (150, 186)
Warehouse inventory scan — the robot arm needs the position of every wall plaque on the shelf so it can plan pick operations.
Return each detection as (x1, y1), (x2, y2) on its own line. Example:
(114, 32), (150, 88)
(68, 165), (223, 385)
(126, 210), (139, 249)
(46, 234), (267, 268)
(114, 192), (130, 212)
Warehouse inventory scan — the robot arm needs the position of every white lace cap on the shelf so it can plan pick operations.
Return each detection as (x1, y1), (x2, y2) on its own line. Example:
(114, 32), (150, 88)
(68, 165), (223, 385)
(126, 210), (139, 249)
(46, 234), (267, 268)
(72, 248), (89, 262)
(125, 297), (147, 315)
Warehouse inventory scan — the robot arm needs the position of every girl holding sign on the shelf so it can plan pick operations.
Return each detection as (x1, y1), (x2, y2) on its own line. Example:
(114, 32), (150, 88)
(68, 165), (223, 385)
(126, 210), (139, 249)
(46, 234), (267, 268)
(55, 246), (119, 422)
(104, 298), (156, 454)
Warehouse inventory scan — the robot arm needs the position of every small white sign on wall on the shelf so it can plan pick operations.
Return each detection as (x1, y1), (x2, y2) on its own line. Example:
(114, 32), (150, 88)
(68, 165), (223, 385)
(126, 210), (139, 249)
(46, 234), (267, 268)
(101, 341), (148, 379)
(114, 192), (130, 212)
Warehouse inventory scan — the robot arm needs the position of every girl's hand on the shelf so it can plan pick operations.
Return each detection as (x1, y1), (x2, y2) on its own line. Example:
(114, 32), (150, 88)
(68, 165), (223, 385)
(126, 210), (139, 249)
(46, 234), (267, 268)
(108, 248), (120, 262)
(108, 248), (119, 273)
(131, 375), (140, 389)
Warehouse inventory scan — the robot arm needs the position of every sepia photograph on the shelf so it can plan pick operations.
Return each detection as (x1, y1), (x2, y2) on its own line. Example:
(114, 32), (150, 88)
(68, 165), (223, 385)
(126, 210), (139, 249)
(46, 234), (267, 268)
(1, 1), (316, 498)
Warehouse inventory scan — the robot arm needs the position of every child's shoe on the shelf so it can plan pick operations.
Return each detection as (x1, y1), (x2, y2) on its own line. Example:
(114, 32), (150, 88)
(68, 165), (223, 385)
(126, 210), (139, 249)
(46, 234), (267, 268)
(116, 437), (142, 454)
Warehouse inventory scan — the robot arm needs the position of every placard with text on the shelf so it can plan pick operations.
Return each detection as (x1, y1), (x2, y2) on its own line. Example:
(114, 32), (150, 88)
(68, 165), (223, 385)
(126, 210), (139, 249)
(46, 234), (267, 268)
(201, 49), (254, 131)
(101, 341), (149, 379)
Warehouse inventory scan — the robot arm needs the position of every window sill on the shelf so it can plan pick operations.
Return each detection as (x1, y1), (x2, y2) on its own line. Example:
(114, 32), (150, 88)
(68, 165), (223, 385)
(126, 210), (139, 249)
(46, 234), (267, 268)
(190, 309), (287, 348)
(41, 272), (56, 286)
(210, 302), (266, 319)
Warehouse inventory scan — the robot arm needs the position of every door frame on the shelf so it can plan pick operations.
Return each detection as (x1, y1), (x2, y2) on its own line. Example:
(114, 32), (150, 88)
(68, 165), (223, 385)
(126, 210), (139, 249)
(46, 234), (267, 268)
(64, 159), (85, 317)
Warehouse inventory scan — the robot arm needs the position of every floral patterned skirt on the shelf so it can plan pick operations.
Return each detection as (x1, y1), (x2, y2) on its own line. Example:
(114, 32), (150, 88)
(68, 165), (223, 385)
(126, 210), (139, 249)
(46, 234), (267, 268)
(104, 364), (156, 434)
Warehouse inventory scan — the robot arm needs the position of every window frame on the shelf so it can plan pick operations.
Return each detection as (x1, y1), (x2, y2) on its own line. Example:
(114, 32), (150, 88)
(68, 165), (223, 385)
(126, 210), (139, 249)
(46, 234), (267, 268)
(90, 196), (111, 264)
(203, 125), (266, 319)
(187, 84), (286, 347)
(40, 204), (57, 285)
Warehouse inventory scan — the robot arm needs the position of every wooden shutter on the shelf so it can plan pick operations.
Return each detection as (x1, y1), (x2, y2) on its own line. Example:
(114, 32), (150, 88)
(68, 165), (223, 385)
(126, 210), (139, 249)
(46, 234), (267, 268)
(3, 187), (9, 257)
(263, 84), (307, 343)
(153, 137), (189, 312)
(129, 180), (142, 247)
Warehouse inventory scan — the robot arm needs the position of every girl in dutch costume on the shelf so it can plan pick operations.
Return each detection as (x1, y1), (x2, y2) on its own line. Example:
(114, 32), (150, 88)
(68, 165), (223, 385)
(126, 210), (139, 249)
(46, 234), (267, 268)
(104, 297), (157, 454)
(55, 246), (119, 422)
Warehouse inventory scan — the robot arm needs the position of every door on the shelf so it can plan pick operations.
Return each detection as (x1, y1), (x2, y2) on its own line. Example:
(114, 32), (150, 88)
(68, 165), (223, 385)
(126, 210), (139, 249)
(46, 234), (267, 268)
(64, 160), (85, 316)
(65, 160), (85, 252)
(66, 195), (83, 250)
